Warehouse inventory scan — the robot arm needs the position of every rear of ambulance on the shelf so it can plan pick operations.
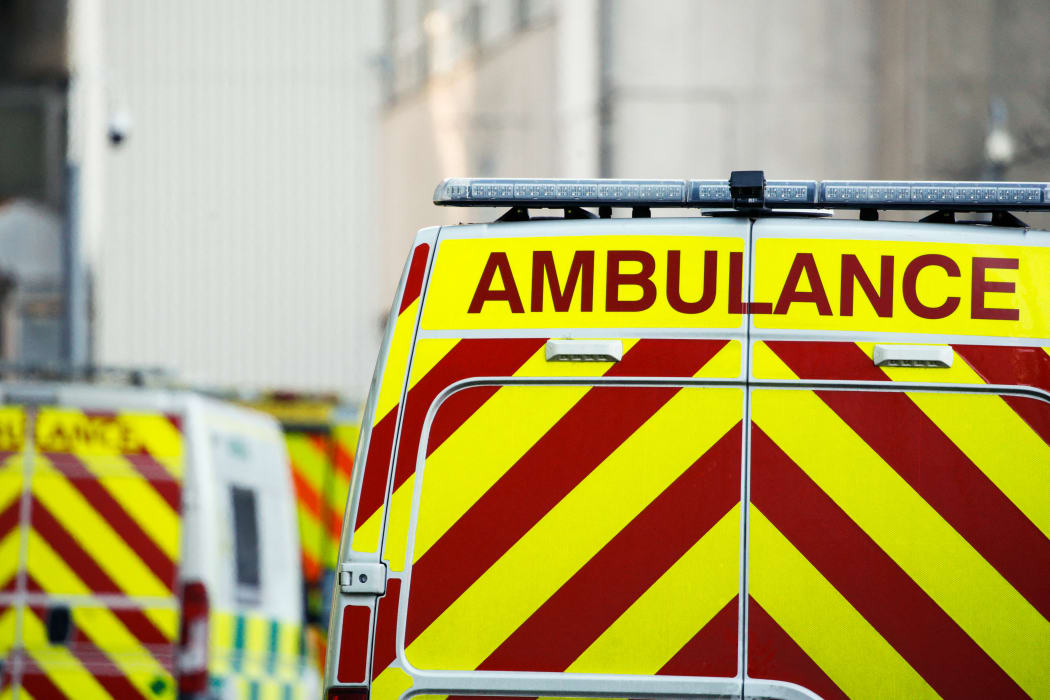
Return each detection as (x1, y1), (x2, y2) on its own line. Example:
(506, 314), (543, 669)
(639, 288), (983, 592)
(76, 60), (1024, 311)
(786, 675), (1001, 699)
(0, 383), (186, 699)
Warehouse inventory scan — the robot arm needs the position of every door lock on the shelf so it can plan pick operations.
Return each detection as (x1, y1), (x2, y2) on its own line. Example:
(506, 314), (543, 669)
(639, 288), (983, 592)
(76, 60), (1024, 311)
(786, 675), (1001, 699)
(338, 561), (387, 595)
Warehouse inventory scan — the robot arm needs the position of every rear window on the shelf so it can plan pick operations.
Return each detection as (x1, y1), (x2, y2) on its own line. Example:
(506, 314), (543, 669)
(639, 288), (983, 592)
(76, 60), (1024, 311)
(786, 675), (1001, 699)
(230, 485), (261, 597)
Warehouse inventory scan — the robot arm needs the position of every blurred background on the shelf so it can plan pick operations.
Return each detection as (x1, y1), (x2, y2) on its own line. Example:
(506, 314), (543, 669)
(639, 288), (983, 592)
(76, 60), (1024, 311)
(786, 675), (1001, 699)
(2, 0), (1049, 403)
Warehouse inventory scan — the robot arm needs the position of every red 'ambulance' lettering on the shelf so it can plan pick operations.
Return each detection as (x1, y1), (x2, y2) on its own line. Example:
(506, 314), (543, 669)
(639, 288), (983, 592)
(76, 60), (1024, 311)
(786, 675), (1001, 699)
(606, 251), (657, 312)
(468, 252), (524, 313)
(972, 257), (1020, 321)
(465, 249), (1020, 321)
(841, 254), (894, 317)
(531, 251), (594, 312)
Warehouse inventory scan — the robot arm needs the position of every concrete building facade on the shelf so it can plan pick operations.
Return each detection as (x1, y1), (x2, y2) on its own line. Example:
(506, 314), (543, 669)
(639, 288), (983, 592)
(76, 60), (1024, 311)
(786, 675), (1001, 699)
(377, 0), (1050, 298)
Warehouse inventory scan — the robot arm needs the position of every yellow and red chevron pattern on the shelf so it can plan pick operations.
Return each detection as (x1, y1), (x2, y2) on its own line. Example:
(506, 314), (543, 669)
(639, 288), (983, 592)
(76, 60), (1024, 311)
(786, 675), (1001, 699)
(352, 243), (432, 555)
(346, 337), (1050, 699)
(747, 341), (1050, 698)
(358, 339), (745, 696)
(0, 406), (184, 700)
(285, 424), (358, 583)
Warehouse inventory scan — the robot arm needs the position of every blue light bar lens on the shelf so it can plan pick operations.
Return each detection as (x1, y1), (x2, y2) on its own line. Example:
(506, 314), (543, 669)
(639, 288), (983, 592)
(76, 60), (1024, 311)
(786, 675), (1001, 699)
(820, 181), (1048, 207)
(435, 178), (1050, 210)
(435, 178), (687, 206)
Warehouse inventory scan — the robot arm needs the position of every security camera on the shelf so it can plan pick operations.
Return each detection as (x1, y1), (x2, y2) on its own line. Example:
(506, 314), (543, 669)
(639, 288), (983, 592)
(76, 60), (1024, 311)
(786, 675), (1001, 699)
(108, 109), (133, 147)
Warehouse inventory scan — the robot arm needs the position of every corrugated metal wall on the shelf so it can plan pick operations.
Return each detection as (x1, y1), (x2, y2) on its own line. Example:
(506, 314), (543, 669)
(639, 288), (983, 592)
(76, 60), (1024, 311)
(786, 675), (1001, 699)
(95, 1), (382, 397)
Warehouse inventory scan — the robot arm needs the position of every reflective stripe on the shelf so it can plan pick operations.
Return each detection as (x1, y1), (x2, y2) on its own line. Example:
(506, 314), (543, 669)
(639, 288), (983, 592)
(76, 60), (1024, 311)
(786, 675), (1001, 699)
(750, 508), (937, 699)
(752, 350), (1050, 697)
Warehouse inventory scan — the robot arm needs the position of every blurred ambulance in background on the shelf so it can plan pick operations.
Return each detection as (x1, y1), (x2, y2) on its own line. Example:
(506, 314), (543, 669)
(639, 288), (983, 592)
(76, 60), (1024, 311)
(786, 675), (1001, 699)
(0, 377), (320, 699)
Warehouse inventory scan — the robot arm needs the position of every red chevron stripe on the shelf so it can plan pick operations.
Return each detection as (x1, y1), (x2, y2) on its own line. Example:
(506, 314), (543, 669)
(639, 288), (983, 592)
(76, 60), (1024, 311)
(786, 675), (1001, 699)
(476, 423), (741, 673)
(27, 497), (172, 644)
(355, 411), (395, 533)
(355, 339), (544, 535)
(289, 457), (323, 521)
(400, 244), (431, 313)
(763, 340), (887, 381)
(747, 599), (846, 700)
(405, 385), (680, 644)
(20, 667), (69, 700)
(751, 425), (1025, 698)
(333, 439), (355, 481)
(123, 454), (181, 511)
(405, 341), (724, 646)
(657, 596), (738, 678)
(391, 338), (546, 488)
(769, 341), (1050, 620)
(371, 578), (402, 678)
(0, 498), (17, 538)
(0, 497), (18, 590)
(41, 454), (177, 591)
(956, 345), (1050, 445)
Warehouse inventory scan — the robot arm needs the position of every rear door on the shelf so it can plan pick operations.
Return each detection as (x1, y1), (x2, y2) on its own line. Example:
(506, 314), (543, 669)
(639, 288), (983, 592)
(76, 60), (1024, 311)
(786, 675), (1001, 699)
(402, 378), (743, 691)
(747, 381), (1050, 699)
(356, 218), (752, 699)
(746, 218), (1050, 699)
(9, 405), (184, 699)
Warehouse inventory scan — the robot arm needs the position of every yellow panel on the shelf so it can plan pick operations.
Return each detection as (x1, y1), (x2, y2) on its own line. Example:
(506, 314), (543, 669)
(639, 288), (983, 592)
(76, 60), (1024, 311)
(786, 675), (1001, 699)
(567, 505), (739, 674)
(243, 614), (270, 678)
(286, 433), (329, 495)
(405, 387), (742, 670)
(902, 391), (1050, 540)
(422, 235), (746, 330)
(209, 611), (236, 675)
(375, 300), (422, 425)
(71, 605), (176, 698)
(694, 340), (742, 379)
(752, 383), (1050, 697)
(21, 609), (111, 700)
(752, 238), (1048, 338)
(750, 507), (936, 698)
(30, 465), (169, 598)
(0, 457), (22, 511)
(371, 666), (413, 700)
(408, 338), (461, 387)
(77, 454), (182, 560)
(25, 527), (91, 595)
(0, 605), (16, 656)
(0, 406), (24, 452)
(381, 341), (639, 572)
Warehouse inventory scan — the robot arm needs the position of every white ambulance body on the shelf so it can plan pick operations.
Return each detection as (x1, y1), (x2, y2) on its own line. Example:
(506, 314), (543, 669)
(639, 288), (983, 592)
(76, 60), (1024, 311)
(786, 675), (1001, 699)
(0, 381), (320, 699)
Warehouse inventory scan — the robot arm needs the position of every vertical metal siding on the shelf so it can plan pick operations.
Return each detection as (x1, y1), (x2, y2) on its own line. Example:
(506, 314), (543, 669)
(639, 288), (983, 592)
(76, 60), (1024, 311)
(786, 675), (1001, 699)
(95, 1), (381, 397)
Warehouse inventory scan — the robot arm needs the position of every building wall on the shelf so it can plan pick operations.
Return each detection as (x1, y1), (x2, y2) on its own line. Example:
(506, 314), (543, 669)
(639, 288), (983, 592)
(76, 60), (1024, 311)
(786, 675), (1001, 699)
(376, 0), (562, 298)
(378, 0), (1050, 256)
(94, 1), (382, 397)
(609, 0), (878, 180)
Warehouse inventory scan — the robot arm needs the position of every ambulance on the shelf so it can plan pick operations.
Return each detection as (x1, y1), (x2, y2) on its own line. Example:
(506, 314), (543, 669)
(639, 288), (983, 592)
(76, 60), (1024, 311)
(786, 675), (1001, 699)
(325, 173), (1050, 700)
(0, 378), (321, 698)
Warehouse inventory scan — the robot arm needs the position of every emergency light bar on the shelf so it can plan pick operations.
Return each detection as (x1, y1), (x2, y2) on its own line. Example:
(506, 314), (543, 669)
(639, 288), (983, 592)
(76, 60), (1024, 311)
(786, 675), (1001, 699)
(434, 173), (1050, 212)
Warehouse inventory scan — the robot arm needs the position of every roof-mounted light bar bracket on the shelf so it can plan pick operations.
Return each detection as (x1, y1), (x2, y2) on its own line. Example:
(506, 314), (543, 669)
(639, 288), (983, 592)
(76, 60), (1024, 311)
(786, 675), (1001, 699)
(434, 172), (1050, 214)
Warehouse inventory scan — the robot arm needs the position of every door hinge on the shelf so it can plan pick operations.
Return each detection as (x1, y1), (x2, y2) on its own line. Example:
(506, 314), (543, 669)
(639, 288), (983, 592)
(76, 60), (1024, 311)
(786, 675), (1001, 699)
(338, 561), (387, 595)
